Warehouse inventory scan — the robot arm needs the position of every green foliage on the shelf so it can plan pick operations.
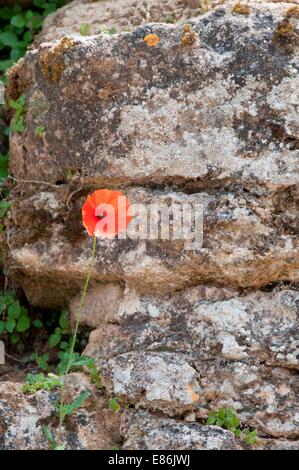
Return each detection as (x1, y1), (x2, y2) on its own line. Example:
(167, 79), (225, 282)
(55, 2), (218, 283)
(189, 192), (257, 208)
(0, 153), (8, 191)
(42, 425), (64, 450)
(207, 407), (257, 445)
(101, 26), (117, 35)
(59, 390), (90, 419)
(0, 1), (68, 76)
(243, 428), (257, 446)
(9, 94), (26, 133)
(48, 310), (69, 348)
(164, 15), (176, 24)
(108, 397), (121, 413)
(207, 407), (241, 436)
(33, 318), (43, 328)
(57, 349), (101, 388)
(22, 372), (61, 393)
(30, 351), (49, 371)
(0, 291), (31, 343)
(80, 23), (90, 36)
(0, 199), (10, 218)
(35, 125), (46, 135)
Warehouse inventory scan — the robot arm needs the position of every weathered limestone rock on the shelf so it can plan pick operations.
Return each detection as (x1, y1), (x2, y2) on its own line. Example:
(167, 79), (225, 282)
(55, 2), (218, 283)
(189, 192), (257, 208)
(121, 410), (299, 450)
(1, 376), (298, 449)
(82, 286), (299, 437)
(0, 373), (122, 450)
(2, 1), (299, 450)
(4, 2), (299, 306)
(35, 0), (224, 46)
(121, 410), (243, 450)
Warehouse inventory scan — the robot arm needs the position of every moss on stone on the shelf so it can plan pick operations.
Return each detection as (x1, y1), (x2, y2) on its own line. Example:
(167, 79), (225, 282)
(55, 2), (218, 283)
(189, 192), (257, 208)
(39, 37), (75, 83)
(232, 3), (251, 16)
(180, 24), (198, 46)
(274, 19), (298, 53)
(285, 6), (299, 20)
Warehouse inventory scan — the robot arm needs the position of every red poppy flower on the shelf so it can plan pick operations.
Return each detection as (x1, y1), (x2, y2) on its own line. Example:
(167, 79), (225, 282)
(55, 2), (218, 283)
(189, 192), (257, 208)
(82, 189), (132, 238)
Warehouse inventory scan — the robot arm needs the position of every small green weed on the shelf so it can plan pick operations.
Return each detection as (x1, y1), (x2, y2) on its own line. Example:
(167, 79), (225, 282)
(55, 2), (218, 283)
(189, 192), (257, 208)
(0, 199), (10, 218)
(9, 94), (26, 133)
(80, 23), (90, 36)
(0, 291), (31, 344)
(22, 372), (61, 393)
(48, 310), (69, 348)
(30, 351), (50, 371)
(101, 26), (117, 35)
(42, 425), (64, 450)
(35, 125), (46, 135)
(207, 407), (257, 445)
(58, 391), (90, 419)
(109, 397), (121, 413)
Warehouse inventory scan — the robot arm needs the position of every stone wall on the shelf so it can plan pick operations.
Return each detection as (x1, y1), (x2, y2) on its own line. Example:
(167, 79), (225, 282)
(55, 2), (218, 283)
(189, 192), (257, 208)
(1, 1), (299, 449)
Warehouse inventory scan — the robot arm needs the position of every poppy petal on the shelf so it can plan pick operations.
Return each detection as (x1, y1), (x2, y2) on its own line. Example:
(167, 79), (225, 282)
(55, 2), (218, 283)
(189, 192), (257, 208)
(82, 189), (132, 238)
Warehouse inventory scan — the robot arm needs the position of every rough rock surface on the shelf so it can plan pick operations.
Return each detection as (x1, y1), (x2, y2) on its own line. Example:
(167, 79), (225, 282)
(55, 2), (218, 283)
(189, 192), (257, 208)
(5, 2), (299, 304)
(82, 285), (299, 438)
(0, 373), (122, 450)
(35, 0), (225, 46)
(121, 410), (299, 450)
(2, 1), (299, 450)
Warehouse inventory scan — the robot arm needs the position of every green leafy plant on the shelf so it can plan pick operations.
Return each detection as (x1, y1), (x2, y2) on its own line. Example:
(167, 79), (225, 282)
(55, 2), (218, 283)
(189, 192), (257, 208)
(9, 94), (26, 133)
(57, 350), (101, 388)
(35, 125), (46, 135)
(80, 23), (90, 36)
(48, 310), (69, 348)
(42, 425), (65, 450)
(108, 397), (121, 413)
(243, 428), (257, 446)
(207, 407), (257, 445)
(30, 351), (49, 371)
(101, 26), (117, 35)
(0, 153), (8, 186)
(0, 199), (10, 218)
(22, 372), (61, 393)
(58, 390), (90, 419)
(0, 1), (69, 76)
(164, 15), (176, 24)
(207, 407), (241, 436)
(0, 291), (31, 344)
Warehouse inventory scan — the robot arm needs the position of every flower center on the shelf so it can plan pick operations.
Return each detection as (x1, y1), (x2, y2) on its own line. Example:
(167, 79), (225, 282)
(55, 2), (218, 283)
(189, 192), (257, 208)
(95, 205), (107, 220)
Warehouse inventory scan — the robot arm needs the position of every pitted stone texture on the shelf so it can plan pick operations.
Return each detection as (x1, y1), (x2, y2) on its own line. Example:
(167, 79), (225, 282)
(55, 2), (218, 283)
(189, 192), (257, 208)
(121, 410), (242, 450)
(103, 352), (201, 414)
(70, 282), (124, 327)
(121, 410), (299, 450)
(84, 286), (299, 370)
(6, 186), (299, 306)
(5, 2), (299, 305)
(35, 0), (219, 46)
(86, 286), (299, 437)
(0, 373), (121, 450)
(8, 3), (299, 188)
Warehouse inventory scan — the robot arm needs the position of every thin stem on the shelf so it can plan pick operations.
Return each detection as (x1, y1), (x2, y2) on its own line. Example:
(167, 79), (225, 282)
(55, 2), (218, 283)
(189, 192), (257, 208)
(58, 236), (97, 439)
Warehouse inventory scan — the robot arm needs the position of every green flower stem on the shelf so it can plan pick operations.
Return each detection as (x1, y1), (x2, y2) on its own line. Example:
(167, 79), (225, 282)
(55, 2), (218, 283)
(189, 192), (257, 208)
(58, 235), (97, 438)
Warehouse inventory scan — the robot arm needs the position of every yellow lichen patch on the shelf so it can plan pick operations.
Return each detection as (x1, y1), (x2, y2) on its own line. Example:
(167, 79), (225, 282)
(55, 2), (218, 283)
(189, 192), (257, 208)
(232, 3), (251, 16)
(285, 6), (299, 20)
(144, 33), (159, 47)
(180, 24), (198, 46)
(274, 19), (298, 52)
(186, 384), (199, 403)
(275, 20), (295, 39)
(39, 37), (75, 83)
